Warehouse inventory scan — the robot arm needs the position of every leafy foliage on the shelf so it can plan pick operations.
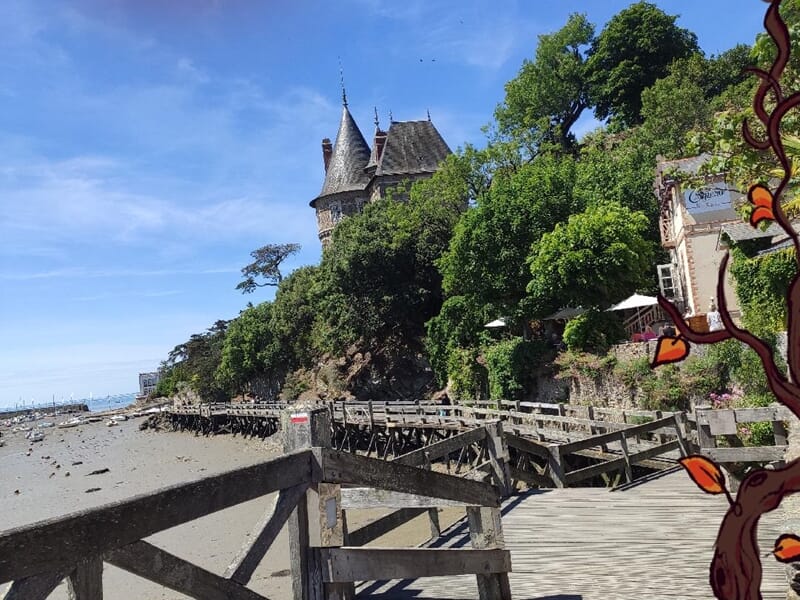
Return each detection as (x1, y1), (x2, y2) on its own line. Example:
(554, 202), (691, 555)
(484, 339), (550, 401)
(216, 302), (276, 394)
(236, 243), (300, 294)
(561, 310), (626, 353)
(527, 202), (655, 315)
(586, 1), (699, 126)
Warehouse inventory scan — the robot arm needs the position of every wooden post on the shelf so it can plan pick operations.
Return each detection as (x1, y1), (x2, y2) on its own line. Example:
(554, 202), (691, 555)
(467, 507), (511, 600)
(618, 432), (633, 484)
(695, 408), (716, 451)
(423, 452), (441, 539)
(655, 411), (667, 445)
(774, 418), (788, 446)
(67, 556), (103, 600)
(547, 444), (566, 488)
(485, 421), (512, 496)
(283, 406), (332, 600)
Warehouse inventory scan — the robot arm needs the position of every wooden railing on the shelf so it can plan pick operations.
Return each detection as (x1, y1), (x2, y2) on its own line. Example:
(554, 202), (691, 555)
(692, 403), (791, 464)
(0, 406), (511, 600)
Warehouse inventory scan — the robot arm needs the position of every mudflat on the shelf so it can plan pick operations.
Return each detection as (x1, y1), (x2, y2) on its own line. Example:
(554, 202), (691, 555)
(0, 414), (458, 599)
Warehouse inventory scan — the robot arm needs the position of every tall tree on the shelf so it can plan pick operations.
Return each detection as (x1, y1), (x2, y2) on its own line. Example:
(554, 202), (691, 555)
(216, 302), (276, 394)
(495, 13), (595, 153)
(587, 2), (698, 127)
(527, 202), (655, 315)
(236, 243), (300, 294)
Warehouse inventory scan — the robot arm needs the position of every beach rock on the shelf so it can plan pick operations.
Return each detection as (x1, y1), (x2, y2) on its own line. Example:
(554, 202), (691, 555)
(87, 468), (109, 476)
(85, 487), (101, 493)
(72, 461), (83, 466)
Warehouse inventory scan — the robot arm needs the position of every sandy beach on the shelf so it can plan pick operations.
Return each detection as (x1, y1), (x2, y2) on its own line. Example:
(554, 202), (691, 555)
(0, 412), (461, 599)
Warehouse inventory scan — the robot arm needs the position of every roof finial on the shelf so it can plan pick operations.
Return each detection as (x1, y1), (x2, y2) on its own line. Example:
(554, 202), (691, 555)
(427, 108), (431, 121)
(338, 57), (347, 107)
(389, 109), (393, 122)
(374, 107), (380, 129)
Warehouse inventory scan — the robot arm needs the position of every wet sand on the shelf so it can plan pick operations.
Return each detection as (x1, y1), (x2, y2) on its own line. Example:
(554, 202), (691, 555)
(0, 415), (461, 598)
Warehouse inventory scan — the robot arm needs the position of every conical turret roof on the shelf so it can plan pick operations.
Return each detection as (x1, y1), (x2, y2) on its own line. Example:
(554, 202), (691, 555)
(317, 106), (371, 199)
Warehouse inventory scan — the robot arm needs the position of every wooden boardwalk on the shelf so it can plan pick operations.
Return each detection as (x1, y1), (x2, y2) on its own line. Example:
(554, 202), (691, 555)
(359, 469), (789, 599)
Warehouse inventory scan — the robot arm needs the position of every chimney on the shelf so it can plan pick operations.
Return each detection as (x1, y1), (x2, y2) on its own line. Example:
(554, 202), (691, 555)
(373, 130), (387, 163)
(322, 138), (333, 172)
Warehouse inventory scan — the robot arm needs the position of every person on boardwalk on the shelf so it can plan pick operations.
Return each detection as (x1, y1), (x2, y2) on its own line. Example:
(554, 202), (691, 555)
(707, 299), (723, 332)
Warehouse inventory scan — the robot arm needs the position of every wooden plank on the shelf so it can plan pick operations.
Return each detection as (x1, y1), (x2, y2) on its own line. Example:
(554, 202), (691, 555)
(508, 466), (553, 488)
(344, 508), (427, 547)
(225, 482), (310, 585)
(393, 427), (488, 467)
(468, 507), (511, 600)
(106, 541), (266, 600)
(3, 570), (67, 600)
(706, 410), (737, 435)
(505, 433), (551, 458)
(319, 449), (500, 507)
(627, 440), (680, 465)
(67, 556), (103, 600)
(703, 446), (787, 463)
(341, 488), (470, 509)
(564, 457), (627, 486)
(319, 548), (511, 582)
(558, 415), (677, 455)
(0, 449), (313, 583)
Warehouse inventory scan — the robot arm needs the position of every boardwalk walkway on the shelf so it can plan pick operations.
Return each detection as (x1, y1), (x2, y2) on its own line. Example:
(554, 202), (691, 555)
(360, 469), (788, 599)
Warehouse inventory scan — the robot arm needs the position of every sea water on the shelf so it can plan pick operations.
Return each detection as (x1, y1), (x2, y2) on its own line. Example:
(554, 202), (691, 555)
(85, 392), (137, 412)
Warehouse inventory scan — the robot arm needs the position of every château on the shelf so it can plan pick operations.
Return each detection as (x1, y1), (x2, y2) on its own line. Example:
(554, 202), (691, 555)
(310, 99), (451, 247)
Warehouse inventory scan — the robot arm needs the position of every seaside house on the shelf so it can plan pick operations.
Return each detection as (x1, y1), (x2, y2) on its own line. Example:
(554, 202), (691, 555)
(310, 97), (451, 247)
(655, 154), (746, 321)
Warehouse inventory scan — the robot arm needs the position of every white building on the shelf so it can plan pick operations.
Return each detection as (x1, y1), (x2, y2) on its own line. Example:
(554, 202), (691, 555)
(138, 371), (160, 399)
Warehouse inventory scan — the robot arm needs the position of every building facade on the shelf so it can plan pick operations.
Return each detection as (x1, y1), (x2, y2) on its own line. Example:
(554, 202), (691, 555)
(138, 371), (160, 399)
(655, 154), (743, 317)
(310, 102), (451, 246)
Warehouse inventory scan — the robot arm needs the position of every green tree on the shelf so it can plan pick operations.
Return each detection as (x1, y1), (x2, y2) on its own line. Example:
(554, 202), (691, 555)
(236, 243), (300, 294)
(216, 302), (276, 394)
(269, 266), (322, 370)
(587, 2), (699, 126)
(496, 13), (594, 152)
(159, 320), (229, 401)
(527, 202), (655, 316)
(439, 154), (582, 324)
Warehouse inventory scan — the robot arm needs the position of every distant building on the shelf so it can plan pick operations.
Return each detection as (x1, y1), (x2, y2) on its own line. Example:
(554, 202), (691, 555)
(310, 99), (451, 247)
(138, 371), (160, 399)
(655, 154), (743, 317)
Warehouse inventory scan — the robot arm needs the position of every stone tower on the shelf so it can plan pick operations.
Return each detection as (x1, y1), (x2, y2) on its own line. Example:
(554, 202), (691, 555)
(310, 101), (451, 247)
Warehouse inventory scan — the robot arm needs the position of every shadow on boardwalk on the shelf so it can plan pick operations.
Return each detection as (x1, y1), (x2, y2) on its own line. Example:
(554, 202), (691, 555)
(360, 471), (787, 600)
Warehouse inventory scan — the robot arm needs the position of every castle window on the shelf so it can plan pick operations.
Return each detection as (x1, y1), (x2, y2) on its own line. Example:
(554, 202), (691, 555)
(330, 201), (343, 224)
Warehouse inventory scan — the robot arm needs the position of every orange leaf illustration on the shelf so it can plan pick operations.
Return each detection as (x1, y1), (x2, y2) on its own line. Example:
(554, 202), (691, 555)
(678, 455), (727, 494)
(773, 534), (800, 563)
(651, 336), (689, 367)
(750, 205), (775, 227)
(748, 184), (775, 226)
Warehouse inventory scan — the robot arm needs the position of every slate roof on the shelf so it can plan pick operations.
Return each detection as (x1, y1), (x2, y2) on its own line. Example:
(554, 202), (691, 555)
(720, 221), (784, 242)
(316, 106), (371, 200)
(373, 120), (451, 177)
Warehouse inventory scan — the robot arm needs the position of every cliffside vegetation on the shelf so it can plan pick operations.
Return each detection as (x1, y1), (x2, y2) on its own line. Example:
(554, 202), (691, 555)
(155, 2), (775, 405)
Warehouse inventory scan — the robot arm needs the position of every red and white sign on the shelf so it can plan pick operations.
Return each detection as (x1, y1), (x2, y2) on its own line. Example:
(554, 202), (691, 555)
(290, 412), (309, 424)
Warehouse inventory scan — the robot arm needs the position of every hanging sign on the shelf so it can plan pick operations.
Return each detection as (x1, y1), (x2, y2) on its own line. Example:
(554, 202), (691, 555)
(683, 184), (732, 215)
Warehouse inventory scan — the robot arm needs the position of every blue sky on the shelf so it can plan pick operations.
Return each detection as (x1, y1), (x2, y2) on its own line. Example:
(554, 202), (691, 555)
(0, 1), (767, 407)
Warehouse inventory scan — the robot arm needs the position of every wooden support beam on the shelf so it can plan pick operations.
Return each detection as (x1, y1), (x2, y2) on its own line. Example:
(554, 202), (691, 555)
(225, 482), (310, 585)
(318, 548), (511, 582)
(319, 448), (500, 507)
(393, 427), (488, 467)
(703, 446), (787, 463)
(67, 556), (103, 600)
(508, 465), (553, 488)
(619, 432), (633, 483)
(2, 570), (67, 600)
(546, 444), (566, 488)
(340, 488), (470, 509)
(106, 541), (266, 600)
(503, 433), (550, 459)
(0, 450), (312, 583)
(467, 506), (511, 600)
(564, 457), (627, 486)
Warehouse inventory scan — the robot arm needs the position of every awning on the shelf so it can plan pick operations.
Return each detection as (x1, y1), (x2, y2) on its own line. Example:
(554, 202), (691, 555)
(484, 318), (507, 328)
(542, 307), (585, 321)
(607, 294), (659, 311)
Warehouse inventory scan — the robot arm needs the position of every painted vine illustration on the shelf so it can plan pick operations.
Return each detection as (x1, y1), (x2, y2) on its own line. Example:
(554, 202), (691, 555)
(652, 2), (800, 597)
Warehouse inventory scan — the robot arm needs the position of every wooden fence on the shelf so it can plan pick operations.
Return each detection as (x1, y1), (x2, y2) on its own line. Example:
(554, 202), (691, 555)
(692, 403), (791, 464)
(0, 407), (511, 600)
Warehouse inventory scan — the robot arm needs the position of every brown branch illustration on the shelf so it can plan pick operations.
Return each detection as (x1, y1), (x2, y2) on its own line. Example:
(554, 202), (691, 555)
(657, 4), (800, 597)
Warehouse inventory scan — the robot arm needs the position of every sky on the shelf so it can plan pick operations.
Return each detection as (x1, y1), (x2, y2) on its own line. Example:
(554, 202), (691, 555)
(0, 0), (769, 407)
